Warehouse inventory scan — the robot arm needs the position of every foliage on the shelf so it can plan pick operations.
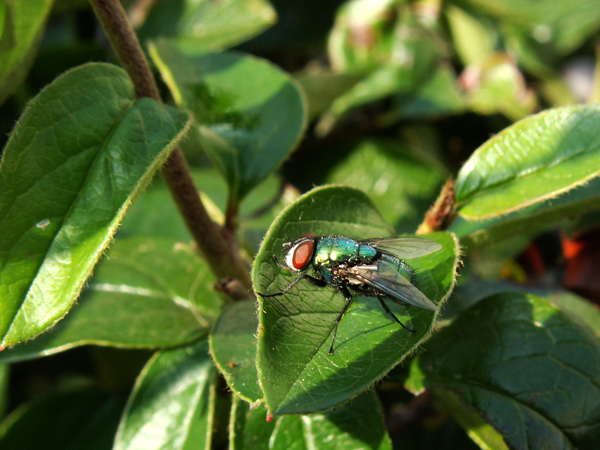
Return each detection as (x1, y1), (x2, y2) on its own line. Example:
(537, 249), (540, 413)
(1, 0), (600, 449)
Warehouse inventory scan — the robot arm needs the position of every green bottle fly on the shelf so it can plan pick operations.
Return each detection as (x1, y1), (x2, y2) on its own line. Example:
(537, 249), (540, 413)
(260, 234), (441, 354)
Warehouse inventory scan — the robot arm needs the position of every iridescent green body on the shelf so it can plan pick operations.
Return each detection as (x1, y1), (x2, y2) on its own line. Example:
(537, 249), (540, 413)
(313, 236), (412, 286)
(262, 234), (441, 354)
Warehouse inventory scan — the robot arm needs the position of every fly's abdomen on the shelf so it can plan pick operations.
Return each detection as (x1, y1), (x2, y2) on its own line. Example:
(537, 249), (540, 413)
(314, 236), (376, 268)
(380, 253), (414, 282)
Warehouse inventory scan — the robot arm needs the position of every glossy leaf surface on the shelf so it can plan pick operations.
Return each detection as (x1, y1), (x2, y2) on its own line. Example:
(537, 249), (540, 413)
(150, 41), (306, 203)
(253, 186), (459, 415)
(114, 340), (216, 450)
(0, 237), (220, 363)
(407, 292), (600, 449)
(455, 105), (600, 219)
(0, 63), (191, 347)
(210, 300), (262, 404)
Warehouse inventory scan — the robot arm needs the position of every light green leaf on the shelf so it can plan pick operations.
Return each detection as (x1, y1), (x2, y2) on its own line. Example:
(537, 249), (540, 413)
(150, 41), (306, 204)
(0, 0), (53, 104)
(455, 105), (600, 219)
(253, 186), (459, 415)
(0, 237), (220, 364)
(114, 340), (216, 450)
(450, 176), (600, 246)
(458, 0), (600, 55)
(0, 63), (191, 347)
(463, 52), (537, 121)
(407, 292), (600, 449)
(210, 300), (262, 404)
(445, 5), (496, 66)
(0, 385), (125, 450)
(139, 0), (276, 51)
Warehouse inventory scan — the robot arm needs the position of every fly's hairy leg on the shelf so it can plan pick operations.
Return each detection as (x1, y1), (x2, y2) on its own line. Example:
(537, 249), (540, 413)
(329, 286), (354, 355)
(376, 294), (418, 333)
(258, 273), (326, 297)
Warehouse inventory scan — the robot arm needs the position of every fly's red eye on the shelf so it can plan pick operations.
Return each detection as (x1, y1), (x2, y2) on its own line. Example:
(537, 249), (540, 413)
(292, 240), (314, 270)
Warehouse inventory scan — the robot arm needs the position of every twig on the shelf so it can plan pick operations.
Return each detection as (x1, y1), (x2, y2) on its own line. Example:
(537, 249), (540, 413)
(89, 0), (252, 294)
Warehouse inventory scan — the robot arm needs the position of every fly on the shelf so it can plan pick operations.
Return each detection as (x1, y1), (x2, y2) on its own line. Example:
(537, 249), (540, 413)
(258, 234), (442, 354)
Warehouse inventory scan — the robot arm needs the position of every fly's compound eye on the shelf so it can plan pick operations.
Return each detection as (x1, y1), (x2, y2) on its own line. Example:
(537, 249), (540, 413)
(285, 238), (315, 271)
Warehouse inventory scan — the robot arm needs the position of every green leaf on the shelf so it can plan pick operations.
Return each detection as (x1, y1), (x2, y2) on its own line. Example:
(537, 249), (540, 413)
(462, 52), (537, 121)
(210, 300), (262, 404)
(0, 385), (125, 450)
(139, 0), (276, 51)
(449, 175), (600, 246)
(0, 364), (7, 419)
(295, 70), (364, 121)
(458, 0), (600, 55)
(406, 292), (600, 449)
(445, 5), (496, 66)
(114, 339), (217, 450)
(0, 0), (53, 104)
(0, 237), (220, 364)
(253, 186), (459, 415)
(231, 391), (391, 450)
(120, 167), (288, 253)
(229, 397), (275, 450)
(0, 63), (191, 347)
(149, 41), (306, 204)
(455, 105), (600, 220)
(326, 139), (446, 233)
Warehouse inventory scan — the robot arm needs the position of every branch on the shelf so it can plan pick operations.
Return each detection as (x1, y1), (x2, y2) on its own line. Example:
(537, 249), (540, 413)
(89, 0), (252, 294)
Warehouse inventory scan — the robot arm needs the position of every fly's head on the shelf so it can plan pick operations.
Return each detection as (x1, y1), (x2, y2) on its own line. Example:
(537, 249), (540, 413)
(281, 233), (317, 272)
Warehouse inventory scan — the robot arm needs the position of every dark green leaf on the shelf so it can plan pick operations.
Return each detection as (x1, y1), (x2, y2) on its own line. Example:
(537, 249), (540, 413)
(295, 70), (364, 121)
(407, 292), (600, 449)
(230, 391), (391, 450)
(0, 63), (191, 347)
(229, 397), (275, 450)
(0, 237), (220, 363)
(326, 139), (446, 233)
(149, 41), (306, 204)
(120, 167), (288, 253)
(114, 339), (216, 450)
(0, 385), (125, 450)
(139, 0), (276, 51)
(0, 0), (53, 104)
(253, 186), (459, 415)
(210, 300), (262, 404)
(455, 105), (600, 219)
(0, 365), (7, 419)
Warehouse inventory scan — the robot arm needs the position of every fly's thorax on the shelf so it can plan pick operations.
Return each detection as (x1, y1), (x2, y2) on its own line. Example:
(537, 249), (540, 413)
(313, 236), (376, 268)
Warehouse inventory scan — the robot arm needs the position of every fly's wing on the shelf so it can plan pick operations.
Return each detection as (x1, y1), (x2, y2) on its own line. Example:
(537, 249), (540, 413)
(362, 238), (442, 259)
(347, 260), (437, 311)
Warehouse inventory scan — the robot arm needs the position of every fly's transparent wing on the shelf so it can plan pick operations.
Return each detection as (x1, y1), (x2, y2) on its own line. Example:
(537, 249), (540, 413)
(348, 260), (437, 311)
(361, 237), (442, 259)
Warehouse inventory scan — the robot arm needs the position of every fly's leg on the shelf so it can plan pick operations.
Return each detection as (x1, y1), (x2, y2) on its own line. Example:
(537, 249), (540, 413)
(376, 294), (418, 333)
(258, 273), (326, 298)
(329, 286), (354, 355)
